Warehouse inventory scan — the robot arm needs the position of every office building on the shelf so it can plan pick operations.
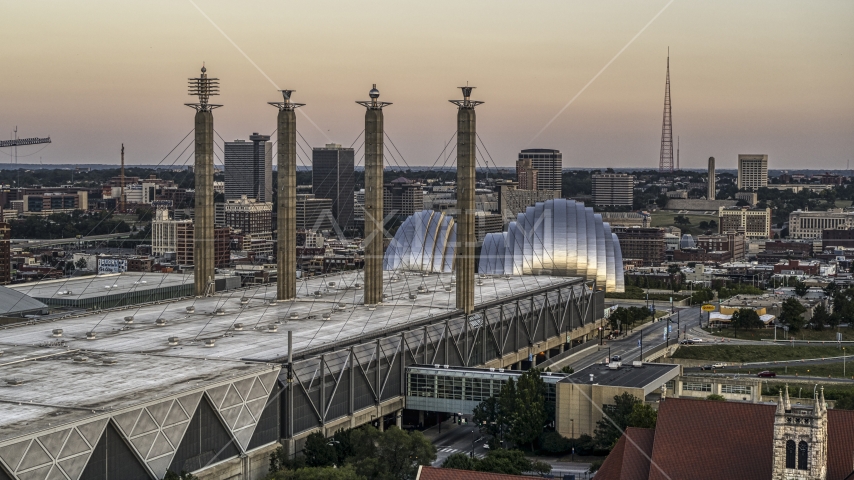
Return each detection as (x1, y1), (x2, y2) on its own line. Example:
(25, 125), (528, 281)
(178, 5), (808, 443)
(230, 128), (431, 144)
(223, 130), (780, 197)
(737, 154), (768, 190)
(718, 206), (772, 239)
(151, 207), (191, 256)
(788, 209), (854, 240)
(600, 212), (651, 229)
(175, 223), (230, 268)
(225, 133), (273, 202)
(383, 177), (424, 218)
(516, 158), (539, 190)
(615, 227), (666, 267)
(474, 211), (503, 243)
(697, 232), (746, 261)
(822, 229), (854, 250)
(222, 195), (273, 236)
(0, 222), (9, 285)
(22, 191), (88, 215)
(592, 173), (634, 207)
(296, 194), (333, 231)
(496, 183), (560, 223)
(517, 149), (562, 192)
(312, 144), (355, 230)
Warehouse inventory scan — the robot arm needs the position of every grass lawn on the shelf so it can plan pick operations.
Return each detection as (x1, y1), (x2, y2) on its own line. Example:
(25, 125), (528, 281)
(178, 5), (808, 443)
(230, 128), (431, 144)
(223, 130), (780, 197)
(836, 200), (853, 208)
(649, 212), (715, 235)
(704, 327), (854, 342)
(717, 361), (854, 380)
(671, 345), (845, 363)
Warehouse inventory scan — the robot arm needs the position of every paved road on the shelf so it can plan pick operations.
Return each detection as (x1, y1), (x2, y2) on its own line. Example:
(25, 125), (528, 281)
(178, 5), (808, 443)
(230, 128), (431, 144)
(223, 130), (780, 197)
(11, 232), (132, 247)
(552, 307), (703, 370)
(422, 421), (488, 466)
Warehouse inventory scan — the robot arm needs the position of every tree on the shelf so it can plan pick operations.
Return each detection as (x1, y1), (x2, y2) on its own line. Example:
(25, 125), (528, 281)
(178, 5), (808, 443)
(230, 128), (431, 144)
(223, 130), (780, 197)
(626, 403), (657, 429)
(811, 304), (830, 331)
(780, 297), (807, 332)
(163, 472), (198, 480)
(303, 432), (337, 467)
(674, 215), (691, 225)
(350, 426), (435, 480)
(706, 394), (726, 401)
(473, 396), (501, 440)
(794, 281), (809, 297)
(505, 370), (548, 450)
(75, 257), (88, 270)
(442, 453), (476, 470)
(267, 466), (366, 480)
(594, 393), (645, 449)
(731, 308), (763, 337)
(475, 449), (550, 476)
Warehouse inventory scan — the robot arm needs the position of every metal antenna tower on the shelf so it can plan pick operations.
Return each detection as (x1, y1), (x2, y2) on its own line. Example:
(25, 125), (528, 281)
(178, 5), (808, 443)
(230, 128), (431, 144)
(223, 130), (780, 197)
(659, 48), (674, 173)
(120, 144), (125, 212)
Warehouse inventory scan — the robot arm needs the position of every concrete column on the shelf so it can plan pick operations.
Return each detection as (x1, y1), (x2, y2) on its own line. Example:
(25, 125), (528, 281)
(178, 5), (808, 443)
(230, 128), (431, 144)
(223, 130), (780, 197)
(194, 109), (215, 297)
(396, 410), (403, 428)
(359, 86), (389, 306)
(378, 414), (385, 432)
(451, 87), (481, 315)
(270, 91), (301, 301)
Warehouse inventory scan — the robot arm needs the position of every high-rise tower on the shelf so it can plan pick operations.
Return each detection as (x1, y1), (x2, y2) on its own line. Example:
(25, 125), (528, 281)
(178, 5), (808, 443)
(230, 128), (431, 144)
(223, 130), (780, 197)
(659, 50), (674, 173)
(269, 90), (302, 301)
(357, 85), (391, 306)
(224, 133), (272, 202)
(185, 65), (220, 296)
(450, 86), (482, 314)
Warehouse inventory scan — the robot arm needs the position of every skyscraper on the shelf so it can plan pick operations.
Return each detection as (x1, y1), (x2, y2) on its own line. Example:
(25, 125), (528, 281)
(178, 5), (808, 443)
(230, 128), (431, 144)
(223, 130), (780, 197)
(707, 156), (716, 200)
(312, 144), (355, 231)
(225, 133), (272, 202)
(737, 154), (769, 190)
(517, 149), (562, 192)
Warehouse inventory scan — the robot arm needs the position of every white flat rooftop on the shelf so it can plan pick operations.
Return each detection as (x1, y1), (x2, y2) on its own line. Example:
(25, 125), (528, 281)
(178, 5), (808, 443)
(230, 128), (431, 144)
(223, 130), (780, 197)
(9, 272), (193, 300)
(0, 271), (581, 440)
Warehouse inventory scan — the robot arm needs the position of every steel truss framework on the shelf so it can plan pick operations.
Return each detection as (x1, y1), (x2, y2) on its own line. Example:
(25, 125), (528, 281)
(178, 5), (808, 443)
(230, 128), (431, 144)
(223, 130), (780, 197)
(283, 280), (602, 437)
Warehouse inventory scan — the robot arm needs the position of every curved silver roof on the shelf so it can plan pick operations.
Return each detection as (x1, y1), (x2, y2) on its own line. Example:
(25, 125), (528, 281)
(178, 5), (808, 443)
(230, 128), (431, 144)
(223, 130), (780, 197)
(478, 199), (625, 292)
(383, 210), (456, 273)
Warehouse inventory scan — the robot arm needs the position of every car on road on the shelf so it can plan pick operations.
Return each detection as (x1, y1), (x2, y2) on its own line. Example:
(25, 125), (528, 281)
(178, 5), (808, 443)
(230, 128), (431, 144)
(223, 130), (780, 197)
(611, 355), (622, 362)
(711, 363), (726, 369)
(691, 338), (703, 343)
(757, 371), (777, 378)
(680, 339), (695, 345)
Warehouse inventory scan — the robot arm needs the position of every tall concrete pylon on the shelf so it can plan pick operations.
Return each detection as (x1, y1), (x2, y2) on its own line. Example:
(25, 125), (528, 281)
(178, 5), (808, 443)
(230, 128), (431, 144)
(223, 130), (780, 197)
(186, 65), (221, 296)
(269, 90), (303, 300)
(707, 156), (716, 200)
(450, 86), (483, 314)
(357, 85), (391, 306)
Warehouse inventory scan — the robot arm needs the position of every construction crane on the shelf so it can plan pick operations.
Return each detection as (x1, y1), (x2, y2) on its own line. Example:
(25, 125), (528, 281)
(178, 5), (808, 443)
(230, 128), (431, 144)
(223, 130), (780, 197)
(1, 127), (51, 185)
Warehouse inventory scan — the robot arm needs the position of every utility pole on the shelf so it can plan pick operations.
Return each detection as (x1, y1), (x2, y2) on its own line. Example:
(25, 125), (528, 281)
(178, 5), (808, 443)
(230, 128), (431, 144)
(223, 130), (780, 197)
(120, 144), (126, 212)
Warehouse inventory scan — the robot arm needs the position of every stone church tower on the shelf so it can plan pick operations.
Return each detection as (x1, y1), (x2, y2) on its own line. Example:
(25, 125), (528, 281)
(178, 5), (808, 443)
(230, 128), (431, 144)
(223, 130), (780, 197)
(773, 385), (828, 480)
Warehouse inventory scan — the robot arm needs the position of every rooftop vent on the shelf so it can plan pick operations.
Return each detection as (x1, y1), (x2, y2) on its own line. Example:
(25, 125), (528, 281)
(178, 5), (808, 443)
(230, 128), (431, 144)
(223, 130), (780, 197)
(204, 339), (216, 348)
(52, 329), (63, 337)
(102, 357), (117, 365)
(322, 313), (332, 320)
(409, 294), (417, 300)
(186, 306), (195, 313)
(124, 316), (134, 324)
(417, 285), (428, 293)
(489, 367), (495, 372)
(240, 297), (249, 305)
(168, 337), (179, 346)
(314, 291), (323, 297)
(366, 304), (377, 311)
(443, 364), (449, 369)
(445, 286), (452, 292)
(155, 318), (167, 327)
(215, 308), (225, 316)
(73, 356), (88, 363)
(476, 280), (484, 286)
(354, 282), (363, 289)
(86, 332), (97, 340)
(498, 368), (504, 373)
(6, 378), (24, 386)
(337, 303), (347, 310)
(233, 323), (244, 331)
(289, 312), (299, 320)
(267, 324), (278, 333)
(269, 300), (277, 306)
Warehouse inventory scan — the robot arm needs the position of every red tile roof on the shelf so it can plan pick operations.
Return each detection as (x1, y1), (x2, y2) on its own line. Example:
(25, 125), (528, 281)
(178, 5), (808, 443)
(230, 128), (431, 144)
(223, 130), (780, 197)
(828, 409), (854, 480)
(595, 427), (654, 480)
(647, 398), (776, 480)
(417, 466), (531, 480)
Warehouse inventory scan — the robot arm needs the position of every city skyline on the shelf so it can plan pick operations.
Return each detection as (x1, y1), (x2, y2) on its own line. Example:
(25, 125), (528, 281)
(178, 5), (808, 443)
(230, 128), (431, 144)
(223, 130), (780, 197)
(1, 1), (852, 169)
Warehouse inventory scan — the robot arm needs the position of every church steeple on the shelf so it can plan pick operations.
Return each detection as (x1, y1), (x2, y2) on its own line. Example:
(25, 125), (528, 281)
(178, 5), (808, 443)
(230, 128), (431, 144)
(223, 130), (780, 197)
(772, 386), (828, 480)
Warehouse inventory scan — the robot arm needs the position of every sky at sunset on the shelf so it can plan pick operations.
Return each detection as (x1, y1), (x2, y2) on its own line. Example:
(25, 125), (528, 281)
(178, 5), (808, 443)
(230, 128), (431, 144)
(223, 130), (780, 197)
(1, 0), (852, 170)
